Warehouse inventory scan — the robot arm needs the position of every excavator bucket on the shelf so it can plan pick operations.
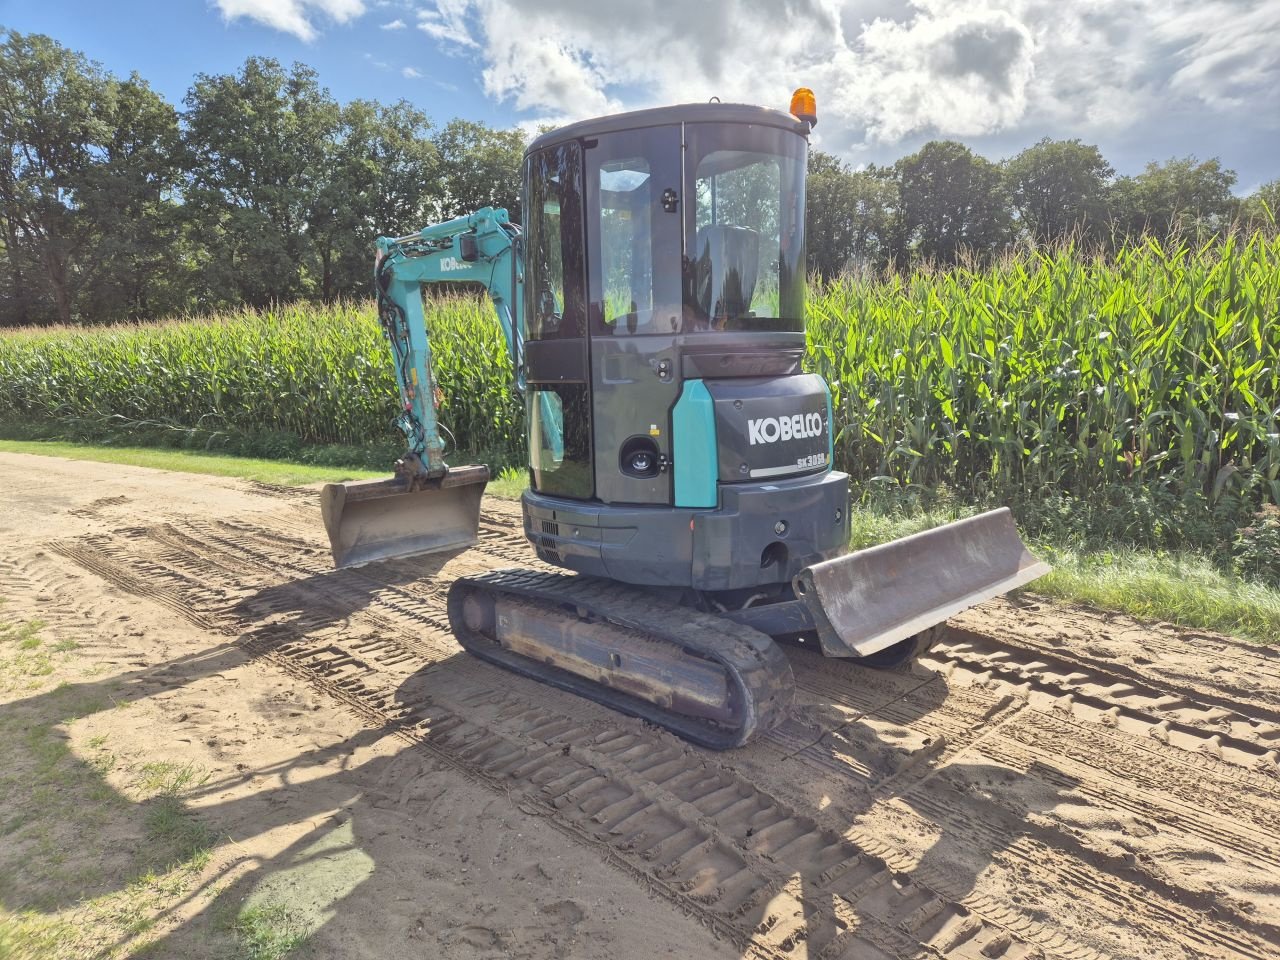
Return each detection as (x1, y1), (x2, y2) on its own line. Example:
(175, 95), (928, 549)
(793, 507), (1049, 658)
(320, 465), (489, 569)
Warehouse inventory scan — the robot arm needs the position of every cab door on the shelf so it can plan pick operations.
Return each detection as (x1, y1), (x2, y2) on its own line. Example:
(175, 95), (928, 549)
(584, 125), (685, 505)
(523, 141), (594, 500)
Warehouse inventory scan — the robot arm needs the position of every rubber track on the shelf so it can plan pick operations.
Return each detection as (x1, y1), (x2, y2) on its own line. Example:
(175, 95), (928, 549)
(113, 512), (1280, 783)
(138, 513), (1280, 782)
(241, 499), (1280, 773)
(447, 568), (795, 750)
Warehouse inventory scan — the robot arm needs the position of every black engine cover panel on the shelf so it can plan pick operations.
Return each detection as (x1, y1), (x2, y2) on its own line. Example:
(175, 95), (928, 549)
(707, 374), (830, 483)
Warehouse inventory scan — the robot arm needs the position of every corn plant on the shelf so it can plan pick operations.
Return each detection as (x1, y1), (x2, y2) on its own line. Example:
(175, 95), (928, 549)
(0, 299), (523, 462)
(806, 232), (1280, 506)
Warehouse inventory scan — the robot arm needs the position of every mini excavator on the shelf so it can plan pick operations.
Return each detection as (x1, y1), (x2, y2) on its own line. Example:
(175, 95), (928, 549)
(320, 90), (1049, 748)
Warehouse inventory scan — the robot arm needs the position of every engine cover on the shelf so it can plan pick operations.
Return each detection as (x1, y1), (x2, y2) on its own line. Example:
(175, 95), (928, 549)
(707, 374), (831, 483)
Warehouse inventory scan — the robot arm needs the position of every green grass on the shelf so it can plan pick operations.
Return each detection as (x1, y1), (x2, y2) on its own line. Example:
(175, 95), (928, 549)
(141, 798), (216, 872)
(133, 760), (212, 799)
(0, 617), (57, 693)
(486, 466), (527, 500)
(0, 607), (229, 958)
(1034, 546), (1280, 642)
(0, 437), (526, 498)
(233, 903), (311, 960)
(0, 909), (81, 960)
(0, 439), (384, 486)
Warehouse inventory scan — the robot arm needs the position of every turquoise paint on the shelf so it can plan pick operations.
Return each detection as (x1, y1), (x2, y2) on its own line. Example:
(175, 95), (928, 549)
(374, 208), (524, 474)
(672, 379), (717, 508)
(822, 378), (834, 470)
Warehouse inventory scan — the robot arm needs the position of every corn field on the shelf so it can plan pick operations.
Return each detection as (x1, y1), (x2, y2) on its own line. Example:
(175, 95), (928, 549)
(0, 298), (522, 461)
(1, 234), (1278, 510)
(808, 233), (1280, 507)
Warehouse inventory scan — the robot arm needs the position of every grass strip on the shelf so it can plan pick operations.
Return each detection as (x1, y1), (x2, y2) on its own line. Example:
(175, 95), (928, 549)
(1034, 545), (1280, 643)
(0, 439), (384, 486)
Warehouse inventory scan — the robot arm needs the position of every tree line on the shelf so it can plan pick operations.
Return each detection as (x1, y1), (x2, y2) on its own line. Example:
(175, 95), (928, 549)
(807, 142), (1277, 278)
(2, 30), (1277, 327)
(0, 32), (523, 326)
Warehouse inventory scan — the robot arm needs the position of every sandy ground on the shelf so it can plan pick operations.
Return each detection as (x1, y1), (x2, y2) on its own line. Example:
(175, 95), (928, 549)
(1, 449), (1278, 960)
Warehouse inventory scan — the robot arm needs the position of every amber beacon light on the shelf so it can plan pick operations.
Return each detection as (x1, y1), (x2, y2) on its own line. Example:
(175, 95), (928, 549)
(790, 87), (817, 126)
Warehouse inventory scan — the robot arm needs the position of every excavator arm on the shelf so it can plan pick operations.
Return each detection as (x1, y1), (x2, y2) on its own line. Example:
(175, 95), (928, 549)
(321, 207), (523, 568)
(373, 206), (523, 481)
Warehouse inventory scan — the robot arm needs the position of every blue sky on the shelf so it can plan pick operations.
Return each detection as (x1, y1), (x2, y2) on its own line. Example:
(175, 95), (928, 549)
(3, 0), (1278, 190)
(0, 0), (524, 128)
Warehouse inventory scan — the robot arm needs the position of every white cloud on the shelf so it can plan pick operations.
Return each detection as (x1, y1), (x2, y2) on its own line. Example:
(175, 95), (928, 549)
(1155, 1), (1280, 110)
(215, 0), (365, 42)
(409, 0), (1279, 165)
(403, 66), (423, 78)
(848, 5), (1035, 141)
(380, 17), (406, 29)
(417, 0), (479, 48)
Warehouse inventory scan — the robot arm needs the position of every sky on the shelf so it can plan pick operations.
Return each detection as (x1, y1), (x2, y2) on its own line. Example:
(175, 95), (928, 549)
(3, 0), (1279, 191)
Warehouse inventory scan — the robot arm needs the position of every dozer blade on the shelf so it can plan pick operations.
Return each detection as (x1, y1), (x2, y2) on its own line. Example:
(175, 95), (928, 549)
(793, 507), (1049, 658)
(320, 464), (489, 569)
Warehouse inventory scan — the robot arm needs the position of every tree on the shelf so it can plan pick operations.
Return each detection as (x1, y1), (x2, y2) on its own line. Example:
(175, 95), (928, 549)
(430, 119), (525, 223)
(1108, 157), (1238, 240)
(0, 30), (101, 325)
(1004, 138), (1113, 244)
(894, 141), (1011, 265)
(805, 151), (896, 278)
(0, 31), (182, 325)
(183, 58), (341, 308)
(310, 99), (440, 301)
(1240, 179), (1280, 230)
(75, 73), (186, 320)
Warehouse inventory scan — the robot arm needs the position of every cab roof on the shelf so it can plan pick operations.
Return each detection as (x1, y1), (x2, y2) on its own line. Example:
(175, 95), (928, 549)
(525, 102), (810, 156)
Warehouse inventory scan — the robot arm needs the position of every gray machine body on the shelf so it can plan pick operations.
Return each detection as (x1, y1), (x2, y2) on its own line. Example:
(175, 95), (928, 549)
(518, 104), (839, 600)
(523, 333), (850, 592)
(524, 469), (850, 591)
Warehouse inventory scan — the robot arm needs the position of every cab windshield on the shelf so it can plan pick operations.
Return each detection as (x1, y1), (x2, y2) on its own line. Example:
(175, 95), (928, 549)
(684, 123), (806, 333)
